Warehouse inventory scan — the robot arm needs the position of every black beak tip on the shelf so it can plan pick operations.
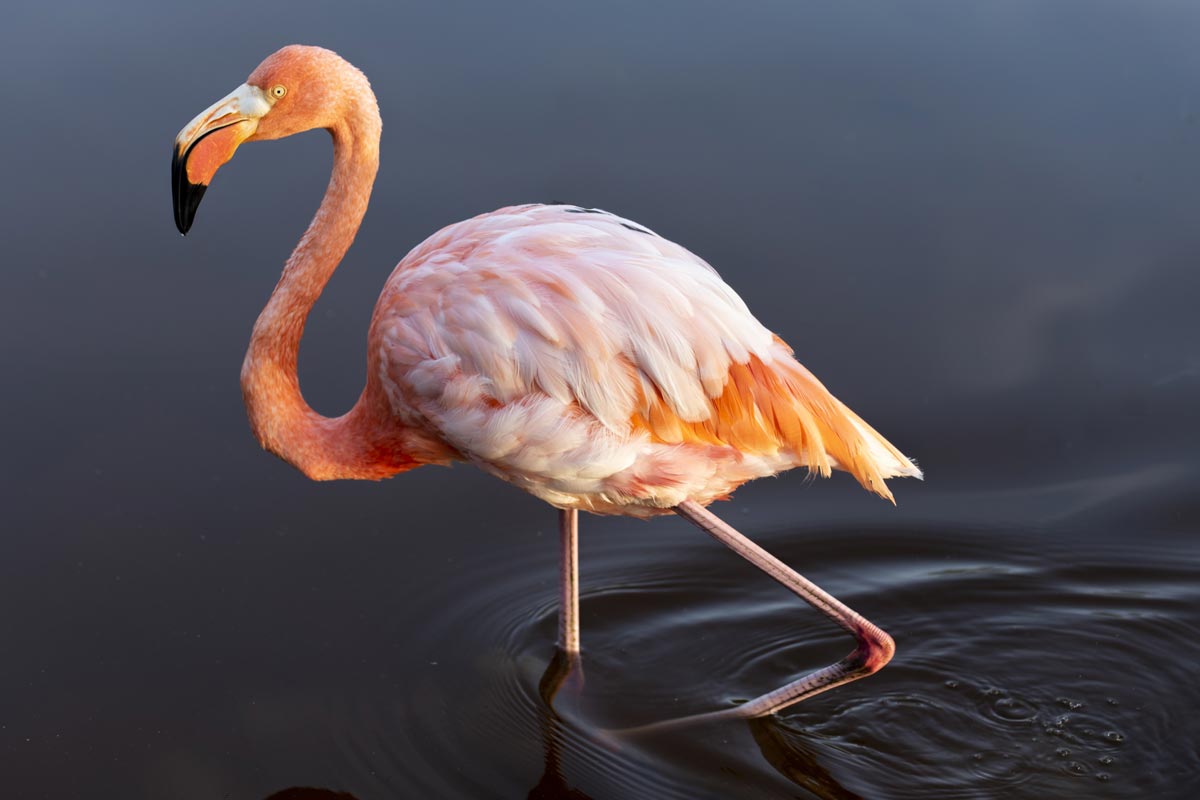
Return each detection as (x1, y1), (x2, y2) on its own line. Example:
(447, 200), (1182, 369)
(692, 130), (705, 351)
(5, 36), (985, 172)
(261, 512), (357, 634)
(171, 144), (206, 236)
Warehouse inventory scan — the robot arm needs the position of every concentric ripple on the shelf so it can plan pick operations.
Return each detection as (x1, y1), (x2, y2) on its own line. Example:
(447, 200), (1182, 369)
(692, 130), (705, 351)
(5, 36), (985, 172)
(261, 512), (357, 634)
(320, 498), (1200, 799)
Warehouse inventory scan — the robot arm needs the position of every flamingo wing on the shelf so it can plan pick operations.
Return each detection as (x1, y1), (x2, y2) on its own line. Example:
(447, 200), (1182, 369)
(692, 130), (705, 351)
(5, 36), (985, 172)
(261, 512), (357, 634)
(373, 205), (919, 509)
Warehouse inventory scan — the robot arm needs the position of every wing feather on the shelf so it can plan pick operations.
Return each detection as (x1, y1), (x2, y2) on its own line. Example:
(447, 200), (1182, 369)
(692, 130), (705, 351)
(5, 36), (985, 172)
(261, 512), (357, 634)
(376, 204), (919, 500)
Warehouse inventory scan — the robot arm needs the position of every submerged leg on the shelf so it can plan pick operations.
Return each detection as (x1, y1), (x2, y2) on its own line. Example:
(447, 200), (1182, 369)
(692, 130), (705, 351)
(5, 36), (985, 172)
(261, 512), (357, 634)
(534, 515), (583, 795)
(673, 499), (894, 719)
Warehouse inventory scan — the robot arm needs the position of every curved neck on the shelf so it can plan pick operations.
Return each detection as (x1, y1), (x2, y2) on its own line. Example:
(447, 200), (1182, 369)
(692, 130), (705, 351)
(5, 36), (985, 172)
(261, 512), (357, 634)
(241, 107), (413, 480)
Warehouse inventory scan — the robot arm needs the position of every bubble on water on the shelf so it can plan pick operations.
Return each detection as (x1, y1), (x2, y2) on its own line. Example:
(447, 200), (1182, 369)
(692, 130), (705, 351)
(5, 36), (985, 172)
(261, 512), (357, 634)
(1104, 730), (1125, 744)
(944, 679), (960, 689)
(1067, 761), (1088, 775)
(1096, 772), (1112, 782)
(1055, 747), (1071, 758)
(984, 686), (1004, 697)
(993, 696), (1038, 721)
(1055, 697), (1084, 710)
(1099, 755), (1115, 765)
(1105, 697), (1120, 706)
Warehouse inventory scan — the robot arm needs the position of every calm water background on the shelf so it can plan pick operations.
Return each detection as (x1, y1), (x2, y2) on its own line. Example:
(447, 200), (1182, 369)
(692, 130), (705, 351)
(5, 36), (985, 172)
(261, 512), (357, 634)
(2, 1), (1199, 798)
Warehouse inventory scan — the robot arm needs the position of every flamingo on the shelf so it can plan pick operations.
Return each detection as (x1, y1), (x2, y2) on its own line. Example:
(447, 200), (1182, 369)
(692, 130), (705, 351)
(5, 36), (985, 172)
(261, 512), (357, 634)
(172, 45), (922, 723)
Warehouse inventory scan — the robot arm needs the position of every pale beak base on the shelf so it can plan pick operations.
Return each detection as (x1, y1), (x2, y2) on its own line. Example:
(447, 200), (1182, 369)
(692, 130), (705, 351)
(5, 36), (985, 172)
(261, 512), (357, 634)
(171, 83), (270, 235)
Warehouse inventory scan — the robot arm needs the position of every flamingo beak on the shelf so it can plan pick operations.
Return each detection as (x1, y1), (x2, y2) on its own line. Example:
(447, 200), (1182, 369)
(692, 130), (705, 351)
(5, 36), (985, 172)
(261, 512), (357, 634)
(172, 83), (271, 234)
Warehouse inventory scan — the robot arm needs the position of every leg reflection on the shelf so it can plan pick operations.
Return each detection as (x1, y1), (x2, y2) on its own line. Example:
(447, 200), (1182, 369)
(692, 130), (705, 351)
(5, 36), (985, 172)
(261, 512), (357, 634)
(529, 648), (593, 800)
(748, 717), (863, 800)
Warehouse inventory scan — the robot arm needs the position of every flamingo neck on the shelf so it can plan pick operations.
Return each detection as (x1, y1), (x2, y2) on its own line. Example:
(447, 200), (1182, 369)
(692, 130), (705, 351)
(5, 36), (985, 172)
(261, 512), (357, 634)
(241, 105), (414, 480)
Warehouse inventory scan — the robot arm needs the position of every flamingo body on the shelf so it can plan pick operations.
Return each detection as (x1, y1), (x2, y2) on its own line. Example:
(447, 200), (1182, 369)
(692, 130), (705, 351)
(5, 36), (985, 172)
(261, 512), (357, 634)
(373, 203), (919, 516)
(173, 45), (919, 719)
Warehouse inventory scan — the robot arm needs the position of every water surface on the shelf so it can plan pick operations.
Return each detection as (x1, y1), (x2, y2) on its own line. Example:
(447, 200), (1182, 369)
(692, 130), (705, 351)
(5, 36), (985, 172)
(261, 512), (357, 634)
(2, 1), (1198, 798)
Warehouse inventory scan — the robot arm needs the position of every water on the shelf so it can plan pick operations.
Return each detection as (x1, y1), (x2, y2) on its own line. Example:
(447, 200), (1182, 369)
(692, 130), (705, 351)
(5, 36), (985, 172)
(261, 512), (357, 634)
(312, 489), (1200, 799)
(3, 1), (1199, 798)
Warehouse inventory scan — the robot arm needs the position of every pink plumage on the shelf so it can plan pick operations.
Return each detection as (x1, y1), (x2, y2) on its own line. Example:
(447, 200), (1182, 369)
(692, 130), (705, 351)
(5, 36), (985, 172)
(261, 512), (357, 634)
(373, 203), (920, 516)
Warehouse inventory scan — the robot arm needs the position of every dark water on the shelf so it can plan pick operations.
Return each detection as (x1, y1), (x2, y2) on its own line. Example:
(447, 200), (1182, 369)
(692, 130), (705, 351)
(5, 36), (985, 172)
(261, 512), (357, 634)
(3, 1), (1199, 798)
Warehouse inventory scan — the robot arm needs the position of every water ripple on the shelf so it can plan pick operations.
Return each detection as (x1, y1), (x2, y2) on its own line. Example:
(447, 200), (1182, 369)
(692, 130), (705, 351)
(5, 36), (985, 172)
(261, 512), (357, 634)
(320, 515), (1199, 798)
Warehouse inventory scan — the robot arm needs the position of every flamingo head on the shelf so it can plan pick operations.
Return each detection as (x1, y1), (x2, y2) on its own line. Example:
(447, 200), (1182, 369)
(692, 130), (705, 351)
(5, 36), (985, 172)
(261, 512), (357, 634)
(172, 45), (368, 234)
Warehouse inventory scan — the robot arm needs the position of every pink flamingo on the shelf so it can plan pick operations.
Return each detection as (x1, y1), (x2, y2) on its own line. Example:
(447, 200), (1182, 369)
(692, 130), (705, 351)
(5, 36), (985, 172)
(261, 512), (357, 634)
(172, 45), (921, 723)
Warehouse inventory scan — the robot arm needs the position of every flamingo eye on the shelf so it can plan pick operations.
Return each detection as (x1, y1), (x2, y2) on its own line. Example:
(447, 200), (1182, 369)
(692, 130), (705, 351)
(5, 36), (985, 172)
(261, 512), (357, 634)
(270, 85), (287, 99)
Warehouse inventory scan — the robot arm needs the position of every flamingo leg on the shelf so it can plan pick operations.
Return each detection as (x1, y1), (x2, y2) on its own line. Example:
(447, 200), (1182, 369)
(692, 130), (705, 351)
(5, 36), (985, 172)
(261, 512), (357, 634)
(558, 508), (580, 655)
(673, 499), (894, 719)
(540, 509), (584, 712)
